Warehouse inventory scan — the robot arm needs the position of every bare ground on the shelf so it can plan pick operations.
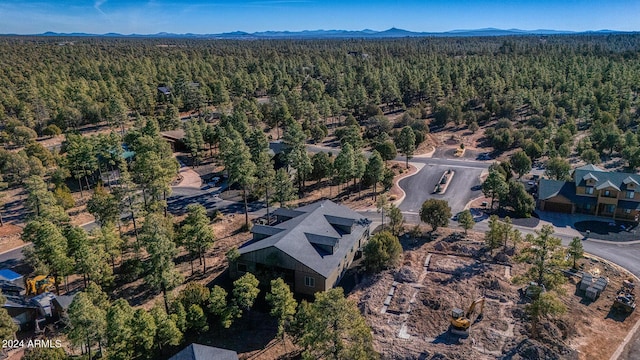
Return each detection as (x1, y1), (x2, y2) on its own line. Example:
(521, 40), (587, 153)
(349, 227), (639, 360)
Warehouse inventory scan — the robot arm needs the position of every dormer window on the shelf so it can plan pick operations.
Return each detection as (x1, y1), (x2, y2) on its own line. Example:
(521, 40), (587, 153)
(585, 187), (594, 195)
(627, 191), (635, 199)
(604, 190), (611, 197)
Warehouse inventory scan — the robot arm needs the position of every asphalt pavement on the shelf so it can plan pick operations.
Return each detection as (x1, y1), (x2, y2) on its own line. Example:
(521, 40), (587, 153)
(398, 162), (484, 215)
(5, 146), (640, 284)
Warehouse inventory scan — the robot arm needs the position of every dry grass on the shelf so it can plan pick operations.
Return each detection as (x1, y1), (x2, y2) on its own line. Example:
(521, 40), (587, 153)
(349, 227), (639, 360)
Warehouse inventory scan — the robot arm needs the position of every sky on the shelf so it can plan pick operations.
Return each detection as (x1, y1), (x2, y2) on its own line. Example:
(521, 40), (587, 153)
(0, 0), (639, 35)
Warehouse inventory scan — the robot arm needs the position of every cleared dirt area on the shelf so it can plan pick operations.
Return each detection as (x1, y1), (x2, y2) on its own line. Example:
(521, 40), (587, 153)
(0, 224), (25, 253)
(350, 227), (640, 360)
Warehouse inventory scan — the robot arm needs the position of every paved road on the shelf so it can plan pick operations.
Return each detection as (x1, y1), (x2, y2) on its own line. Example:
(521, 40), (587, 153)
(6, 146), (640, 283)
(398, 162), (484, 215)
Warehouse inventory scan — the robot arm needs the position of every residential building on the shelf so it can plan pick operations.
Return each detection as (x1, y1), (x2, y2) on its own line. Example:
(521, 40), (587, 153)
(169, 343), (238, 360)
(231, 200), (371, 295)
(537, 164), (640, 221)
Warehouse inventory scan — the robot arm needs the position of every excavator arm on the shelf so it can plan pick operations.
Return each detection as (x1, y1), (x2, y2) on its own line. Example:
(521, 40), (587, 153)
(466, 297), (485, 318)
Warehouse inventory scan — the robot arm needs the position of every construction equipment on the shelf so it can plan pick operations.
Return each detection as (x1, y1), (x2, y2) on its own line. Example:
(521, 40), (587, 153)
(613, 280), (636, 313)
(25, 275), (55, 296)
(449, 296), (486, 336)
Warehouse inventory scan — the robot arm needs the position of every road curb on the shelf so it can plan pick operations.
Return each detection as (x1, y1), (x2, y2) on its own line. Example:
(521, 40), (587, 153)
(392, 161), (425, 207)
(412, 146), (436, 159)
(0, 242), (30, 256)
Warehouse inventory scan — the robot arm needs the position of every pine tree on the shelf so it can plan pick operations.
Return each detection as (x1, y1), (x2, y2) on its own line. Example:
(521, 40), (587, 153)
(68, 292), (107, 359)
(568, 237), (584, 269)
(298, 288), (377, 360)
(106, 299), (135, 360)
(141, 213), (183, 311)
(457, 209), (475, 235)
(221, 128), (256, 227)
(334, 143), (355, 193)
(179, 204), (215, 274)
(150, 304), (182, 351)
(266, 278), (297, 340)
(396, 126), (416, 169)
(519, 225), (567, 290)
(273, 168), (296, 208)
(233, 273), (260, 317)
(364, 150), (384, 200)
(0, 293), (17, 341)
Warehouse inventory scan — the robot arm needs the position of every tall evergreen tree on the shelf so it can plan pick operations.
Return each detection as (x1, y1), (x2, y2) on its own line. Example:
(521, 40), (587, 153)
(179, 204), (215, 274)
(141, 213), (183, 311)
(396, 126), (416, 169)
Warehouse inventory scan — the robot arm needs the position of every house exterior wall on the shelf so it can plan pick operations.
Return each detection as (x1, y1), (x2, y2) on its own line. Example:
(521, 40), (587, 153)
(538, 184), (640, 221)
(234, 226), (369, 296)
(232, 247), (328, 295)
(576, 187), (596, 196)
(617, 190), (640, 201)
(615, 208), (639, 221)
(598, 194), (619, 205)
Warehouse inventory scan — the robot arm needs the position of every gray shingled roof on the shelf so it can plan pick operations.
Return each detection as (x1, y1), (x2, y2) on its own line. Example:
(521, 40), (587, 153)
(252, 225), (285, 237)
(239, 200), (370, 277)
(623, 176), (639, 186)
(573, 166), (640, 191)
(53, 294), (76, 311)
(169, 344), (238, 360)
(538, 179), (571, 200)
(538, 179), (597, 207)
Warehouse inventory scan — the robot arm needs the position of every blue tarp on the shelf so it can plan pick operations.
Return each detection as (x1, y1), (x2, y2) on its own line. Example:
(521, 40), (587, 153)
(0, 269), (22, 282)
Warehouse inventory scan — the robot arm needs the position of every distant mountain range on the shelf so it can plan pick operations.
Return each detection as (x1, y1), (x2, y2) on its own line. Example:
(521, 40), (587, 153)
(29, 28), (634, 39)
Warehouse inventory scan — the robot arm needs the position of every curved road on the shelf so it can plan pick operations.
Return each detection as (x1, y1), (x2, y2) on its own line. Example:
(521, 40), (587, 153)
(4, 149), (640, 281)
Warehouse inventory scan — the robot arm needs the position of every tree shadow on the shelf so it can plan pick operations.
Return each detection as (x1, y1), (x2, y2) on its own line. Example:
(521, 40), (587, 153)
(438, 261), (489, 286)
(431, 329), (464, 345)
(605, 307), (632, 322)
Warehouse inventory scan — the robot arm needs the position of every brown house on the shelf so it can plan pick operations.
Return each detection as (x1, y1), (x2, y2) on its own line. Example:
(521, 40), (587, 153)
(231, 200), (371, 295)
(538, 164), (640, 221)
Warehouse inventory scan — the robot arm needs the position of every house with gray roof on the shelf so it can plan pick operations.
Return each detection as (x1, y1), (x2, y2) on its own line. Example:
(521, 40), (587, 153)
(538, 164), (640, 221)
(231, 200), (371, 295)
(169, 343), (238, 360)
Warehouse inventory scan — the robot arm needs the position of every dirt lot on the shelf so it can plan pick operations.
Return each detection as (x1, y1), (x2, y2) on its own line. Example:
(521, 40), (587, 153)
(350, 227), (640, 360)
(283, 160), (417, 212)
(0, 224), (25, 253)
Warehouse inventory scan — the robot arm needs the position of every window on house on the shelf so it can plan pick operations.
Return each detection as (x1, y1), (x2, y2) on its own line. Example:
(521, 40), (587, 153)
(585, 204), (591, 210)
(627, 191), (635, 199)
(607, 204), (616, 213)
(237, 263), (247, 272)
(585, 187), (594, 195)
(604, 190), (610, 197)
(304, 276), (315, 287)
(625, 209), (632, 214)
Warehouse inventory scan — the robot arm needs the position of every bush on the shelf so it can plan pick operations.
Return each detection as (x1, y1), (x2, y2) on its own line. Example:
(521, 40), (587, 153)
(53, 184), (75, 210)
(363, 231), (402, 273)
(42, 124), (62, 137)
(178, 282), (210, 309)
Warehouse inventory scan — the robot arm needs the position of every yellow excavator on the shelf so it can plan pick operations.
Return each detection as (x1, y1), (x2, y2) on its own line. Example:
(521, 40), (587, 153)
(449, 296), (486, 337)
(25, 275), (55, 296)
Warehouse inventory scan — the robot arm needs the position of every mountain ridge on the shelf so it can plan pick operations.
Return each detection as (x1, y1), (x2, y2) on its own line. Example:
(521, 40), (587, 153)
(15, 28), (636, 39)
